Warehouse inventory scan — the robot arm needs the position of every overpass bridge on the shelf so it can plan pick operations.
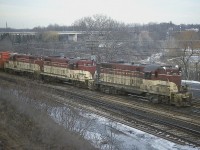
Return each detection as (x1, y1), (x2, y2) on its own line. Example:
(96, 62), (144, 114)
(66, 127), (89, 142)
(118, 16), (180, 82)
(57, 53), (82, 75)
(0, 31), (86, 42)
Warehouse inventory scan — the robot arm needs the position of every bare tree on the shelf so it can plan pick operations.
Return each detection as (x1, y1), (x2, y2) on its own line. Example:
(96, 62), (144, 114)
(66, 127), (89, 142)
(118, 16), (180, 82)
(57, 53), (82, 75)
(0, 34), (13, 51)
(193, 50), (200, 81)
(73, 14), (131, 62)
(166, 31), (200, 80)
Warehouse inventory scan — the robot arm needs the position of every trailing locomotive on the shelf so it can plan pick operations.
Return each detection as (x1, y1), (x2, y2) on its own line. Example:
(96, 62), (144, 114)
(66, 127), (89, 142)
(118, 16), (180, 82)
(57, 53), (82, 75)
(41, 56), (96, 88)
(0, 51), (10, 69)
(0, 51), (192, 107)
(2, 52), (96, 88)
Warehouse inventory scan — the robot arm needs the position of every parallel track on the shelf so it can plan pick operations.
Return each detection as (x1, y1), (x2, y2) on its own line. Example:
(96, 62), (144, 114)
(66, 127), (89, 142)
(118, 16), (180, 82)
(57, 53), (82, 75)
(0, 72), (200, 147)
(44, 86), (200, 146)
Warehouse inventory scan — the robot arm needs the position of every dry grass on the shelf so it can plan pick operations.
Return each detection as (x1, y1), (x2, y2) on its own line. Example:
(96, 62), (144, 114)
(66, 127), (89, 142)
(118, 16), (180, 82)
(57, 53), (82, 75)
(0, 80), (96, 150)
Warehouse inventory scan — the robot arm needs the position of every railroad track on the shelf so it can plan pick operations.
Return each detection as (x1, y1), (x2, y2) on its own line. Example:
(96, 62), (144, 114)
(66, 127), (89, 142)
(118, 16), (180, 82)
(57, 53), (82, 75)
(48, 83), (200, 125)
(1, 72), (200, 147)
(47, 87), (200, 146)
(192, 99), (200, 107)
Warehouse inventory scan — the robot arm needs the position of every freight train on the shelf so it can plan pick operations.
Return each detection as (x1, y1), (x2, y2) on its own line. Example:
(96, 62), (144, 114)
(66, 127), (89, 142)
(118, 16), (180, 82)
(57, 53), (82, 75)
(0, 51), (192, 107)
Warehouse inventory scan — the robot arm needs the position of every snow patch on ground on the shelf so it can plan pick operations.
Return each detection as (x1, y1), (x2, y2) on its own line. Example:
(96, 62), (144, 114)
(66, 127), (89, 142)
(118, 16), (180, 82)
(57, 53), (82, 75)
(40, 90), (200, 150)
(82, 112), (199, 150)
(140, 52), (164, 64)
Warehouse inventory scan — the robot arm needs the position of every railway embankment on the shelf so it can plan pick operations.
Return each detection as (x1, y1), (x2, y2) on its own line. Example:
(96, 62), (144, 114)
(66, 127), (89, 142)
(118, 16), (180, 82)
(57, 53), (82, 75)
(0, 74), (95, 150)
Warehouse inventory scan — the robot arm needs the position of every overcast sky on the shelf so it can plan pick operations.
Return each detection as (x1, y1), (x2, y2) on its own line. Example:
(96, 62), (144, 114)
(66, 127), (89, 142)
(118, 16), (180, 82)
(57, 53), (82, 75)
(0, 0), (200, 29)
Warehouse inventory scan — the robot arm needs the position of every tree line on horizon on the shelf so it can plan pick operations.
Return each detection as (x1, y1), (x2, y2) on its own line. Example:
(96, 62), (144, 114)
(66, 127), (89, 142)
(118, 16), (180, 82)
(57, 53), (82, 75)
(1, 15), (200, 81)
(0, 14), (200, 35)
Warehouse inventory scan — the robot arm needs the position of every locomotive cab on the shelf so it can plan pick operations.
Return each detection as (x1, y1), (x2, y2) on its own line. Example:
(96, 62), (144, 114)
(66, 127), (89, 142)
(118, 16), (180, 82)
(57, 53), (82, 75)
(142, 64), (192, 106)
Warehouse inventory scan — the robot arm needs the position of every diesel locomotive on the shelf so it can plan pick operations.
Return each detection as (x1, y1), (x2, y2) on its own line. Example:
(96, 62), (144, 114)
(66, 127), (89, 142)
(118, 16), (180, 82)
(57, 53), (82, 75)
(0, 51), (192, 107)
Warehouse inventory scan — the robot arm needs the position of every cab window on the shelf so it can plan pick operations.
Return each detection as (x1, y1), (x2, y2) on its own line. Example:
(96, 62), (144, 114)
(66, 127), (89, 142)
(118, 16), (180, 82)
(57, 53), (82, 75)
(144, 72), (151, 79)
